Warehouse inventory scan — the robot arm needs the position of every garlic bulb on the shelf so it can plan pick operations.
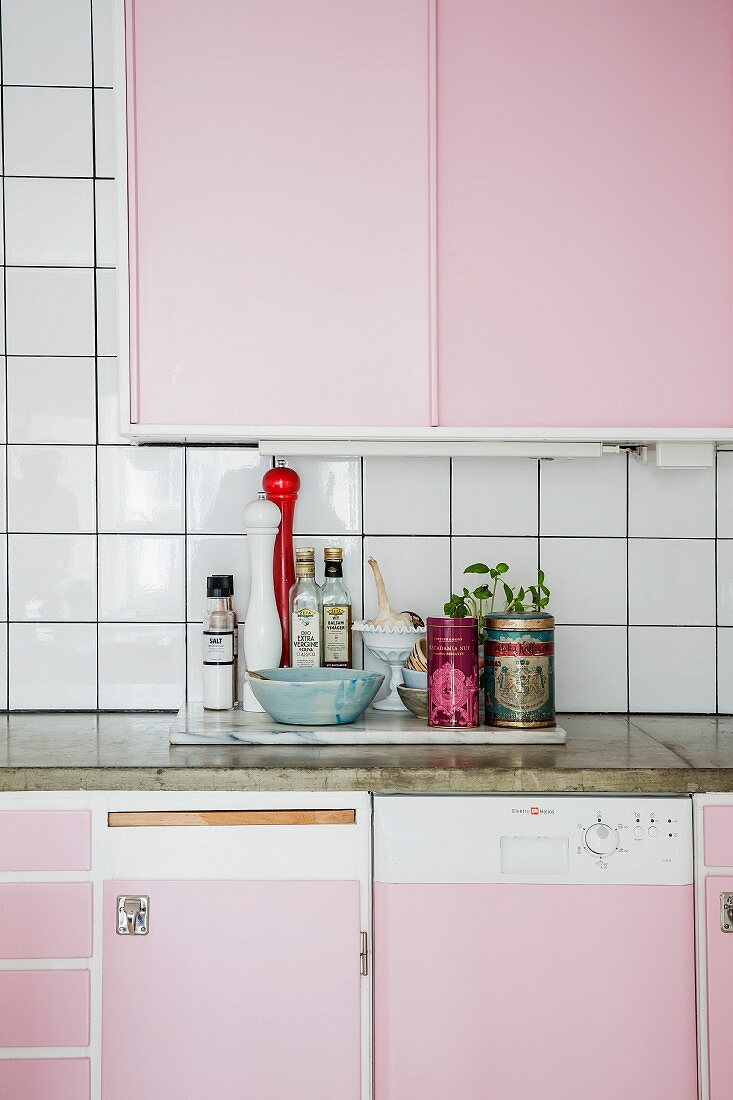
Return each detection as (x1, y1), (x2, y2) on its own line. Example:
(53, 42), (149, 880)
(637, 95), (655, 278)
(365, 557), (424, 630)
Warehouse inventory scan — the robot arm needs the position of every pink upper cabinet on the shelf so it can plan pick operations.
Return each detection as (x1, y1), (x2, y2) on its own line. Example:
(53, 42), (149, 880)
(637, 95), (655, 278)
(127, 0), (431, 429)
(437, 0), (733, 429)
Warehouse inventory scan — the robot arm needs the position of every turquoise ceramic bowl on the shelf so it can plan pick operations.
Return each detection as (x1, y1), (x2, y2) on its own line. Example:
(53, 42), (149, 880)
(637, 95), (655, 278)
(246, 668), (384, 726)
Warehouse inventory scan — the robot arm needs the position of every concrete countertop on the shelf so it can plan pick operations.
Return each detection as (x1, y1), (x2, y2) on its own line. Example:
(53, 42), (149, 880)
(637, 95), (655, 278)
(0, 712), (733, 793)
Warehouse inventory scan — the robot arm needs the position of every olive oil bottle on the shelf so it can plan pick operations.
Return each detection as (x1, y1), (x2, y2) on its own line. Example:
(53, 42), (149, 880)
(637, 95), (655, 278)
(289, 548), (322, 668)
(322, 547), (352, 668)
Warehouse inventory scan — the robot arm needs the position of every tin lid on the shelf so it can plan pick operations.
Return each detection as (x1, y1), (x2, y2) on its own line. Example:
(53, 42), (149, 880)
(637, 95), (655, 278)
(486, 612), (555, 631)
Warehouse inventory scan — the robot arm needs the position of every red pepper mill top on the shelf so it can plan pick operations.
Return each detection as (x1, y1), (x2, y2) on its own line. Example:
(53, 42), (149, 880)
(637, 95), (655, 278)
(262, 460), (301, 667)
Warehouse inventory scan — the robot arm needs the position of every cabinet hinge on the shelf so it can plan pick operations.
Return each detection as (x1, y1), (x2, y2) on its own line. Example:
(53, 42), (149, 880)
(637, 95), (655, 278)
(360, 931), (369, 977)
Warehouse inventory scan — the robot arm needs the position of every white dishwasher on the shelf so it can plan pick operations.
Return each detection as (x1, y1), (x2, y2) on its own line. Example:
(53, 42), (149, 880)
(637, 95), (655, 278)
(374, 794), (697, 1100)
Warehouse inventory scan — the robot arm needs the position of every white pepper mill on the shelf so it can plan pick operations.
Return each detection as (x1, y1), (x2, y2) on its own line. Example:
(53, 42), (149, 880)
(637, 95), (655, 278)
(241, 492), (283, 711)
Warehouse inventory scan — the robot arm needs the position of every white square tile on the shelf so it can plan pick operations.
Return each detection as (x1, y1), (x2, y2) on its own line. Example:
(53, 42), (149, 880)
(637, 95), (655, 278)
(629, 539), (716, 626)
(9, 623), (96, 709)
(0, 539), (7, 621)
(0, 362), (7, 444)
(95, 268), (117, 356)
(93, 88), (115, 177)
(92, 0), (114, 87)
(717, 629), (733, 714)
(629, 627), (716, 713)
(5, 177), (94, 267)
(94, 179), (116, 266)
(98, 535), (185, 621)
(3, 87), (93, 176)
(6, 269), (94, 356)
(452, 458), (538, 536)
(186, 449), (270, 533)
(717, 541), (733, 626)
(363, 458), (449, 536)
(2, 0), (92, 86)
(7, 357), (96, 444)
(0, 627), (8, 710)
(293, 458), (361, 535)
(364, 536), (450, 623)
(451, 536), (539, 613)
(555, 626), (627, 711)
(0, 451), (6, 534)
(97, 356), (128, 444)
(8, 445), (96, 533)
(717, 453), (733, 539)
(540, 454), (627, 537)
(9, 534), (96, 621)
(186, 536), (250, 624)
(629, 459), (715, 538)
(98, 446), (184, 533)
(99, 623), (185, 709)
(540, 538), (627, 625)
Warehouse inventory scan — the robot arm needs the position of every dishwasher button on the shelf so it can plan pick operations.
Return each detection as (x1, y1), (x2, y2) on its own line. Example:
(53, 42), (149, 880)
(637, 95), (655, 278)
(633, 826), (644, 839)
(584, 823), (619, 856)
(648, 825), (659, 838)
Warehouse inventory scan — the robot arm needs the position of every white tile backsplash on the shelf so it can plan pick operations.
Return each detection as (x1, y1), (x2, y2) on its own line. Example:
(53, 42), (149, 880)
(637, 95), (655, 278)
(629, 539), (716, 626)
(4, 178), (95, 267)
(1, 0), (92, 86)
(0, 10), (729, 715)
(540, 538), (627, 625)
(6, 268), (95, 356)
(98, 535), (185, 622)
(452, 458), (538, 536)
(98, 624), (185, 710)
(9, 534), (96, 621)
(628, 459), (716, 538)
(3, 86), (93, 176)
(364, 457), (448, 535)
(8, 445), (96, 533)
(98, 446), (184, 533)
(7, 357), (96, 444)
(628, 627), (716, 713)
(540, 454), (627, 537)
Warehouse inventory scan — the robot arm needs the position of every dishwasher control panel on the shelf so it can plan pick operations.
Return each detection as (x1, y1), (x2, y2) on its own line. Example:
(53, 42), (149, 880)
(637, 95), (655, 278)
(374, 795), (692, 885)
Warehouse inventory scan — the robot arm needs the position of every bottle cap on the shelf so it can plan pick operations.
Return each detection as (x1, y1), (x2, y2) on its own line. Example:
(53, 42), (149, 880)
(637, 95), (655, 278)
(207, 575), (234, 598)
(295, 561), (316, 578)
(324, 547), (343, 561)
(295, 547), (315, 562)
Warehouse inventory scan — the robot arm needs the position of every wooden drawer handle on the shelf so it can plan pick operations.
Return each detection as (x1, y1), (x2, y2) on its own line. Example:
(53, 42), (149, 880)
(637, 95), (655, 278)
(107, 809), (356, 828)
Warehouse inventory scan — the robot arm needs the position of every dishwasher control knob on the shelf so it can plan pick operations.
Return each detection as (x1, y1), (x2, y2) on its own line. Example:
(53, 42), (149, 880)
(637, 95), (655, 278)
(584, 823), (619, 856)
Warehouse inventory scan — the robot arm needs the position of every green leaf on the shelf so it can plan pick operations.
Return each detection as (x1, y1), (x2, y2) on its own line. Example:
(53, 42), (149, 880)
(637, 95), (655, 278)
(496, 563), (509, 574)
(503, 582), (513, 603)
(516, 602), (526, 612)
(540, 597), (550, 607)
(517, 587), (526, 601)
(540, 584), (550, 596)
(537, 569), (545, 585)
(473, 584), (492, 601)
(465, 562), (490, 574)
(463, 587), (470, 596)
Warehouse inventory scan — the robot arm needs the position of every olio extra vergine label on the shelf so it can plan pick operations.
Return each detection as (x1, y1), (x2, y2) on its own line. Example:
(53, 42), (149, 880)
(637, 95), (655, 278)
(291, 608), (321, 668)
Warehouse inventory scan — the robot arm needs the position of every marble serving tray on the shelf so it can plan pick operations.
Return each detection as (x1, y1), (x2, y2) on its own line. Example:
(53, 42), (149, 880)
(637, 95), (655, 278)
(170, 704), (567, 746)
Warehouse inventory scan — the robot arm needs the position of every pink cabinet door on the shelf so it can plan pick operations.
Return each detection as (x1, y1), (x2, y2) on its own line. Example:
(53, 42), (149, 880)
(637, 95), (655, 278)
(375, 882), (697, 1099)
(102, 880), (362, 1099)
(706, 875), (733, 1098)
(127, 0), (430, 429)
(437, 0), (733, 429)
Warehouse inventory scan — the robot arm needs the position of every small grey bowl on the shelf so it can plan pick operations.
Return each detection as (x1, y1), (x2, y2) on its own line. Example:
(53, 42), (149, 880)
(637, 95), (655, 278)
(397, 684), (428, 720)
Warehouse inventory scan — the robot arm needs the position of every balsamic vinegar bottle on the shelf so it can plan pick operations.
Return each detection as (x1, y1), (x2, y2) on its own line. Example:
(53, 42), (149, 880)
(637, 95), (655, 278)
(322, 547), (352, 668)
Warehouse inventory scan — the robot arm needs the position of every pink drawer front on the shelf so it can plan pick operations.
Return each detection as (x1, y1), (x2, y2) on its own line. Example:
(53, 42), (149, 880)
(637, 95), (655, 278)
(0, 971), (90, 1047)
(0, 811), (91, 871)
(0, 884), (93, 958)
(703, 807), (733, 866)
(0, 1058), (90, 1099)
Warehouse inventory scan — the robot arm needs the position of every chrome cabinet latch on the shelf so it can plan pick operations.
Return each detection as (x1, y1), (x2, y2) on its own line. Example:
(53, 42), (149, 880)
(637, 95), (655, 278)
(360, 931), (368, 976)
(721, 893), (733, 933)
(117, 895), (149, 936)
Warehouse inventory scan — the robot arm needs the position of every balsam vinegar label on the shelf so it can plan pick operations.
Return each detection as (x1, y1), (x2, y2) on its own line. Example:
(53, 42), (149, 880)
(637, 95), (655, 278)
(324, 605), (351, 667)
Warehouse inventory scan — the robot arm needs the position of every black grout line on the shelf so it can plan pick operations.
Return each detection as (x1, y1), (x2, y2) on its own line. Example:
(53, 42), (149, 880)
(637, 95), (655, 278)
(183, 446), (188, 701)
(715, 448), (720, 714)
(625, 450), (630, 713)
(0, 4), (9, 710)
(2, 83), (113, 90)
(89, 0), (100, 710)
